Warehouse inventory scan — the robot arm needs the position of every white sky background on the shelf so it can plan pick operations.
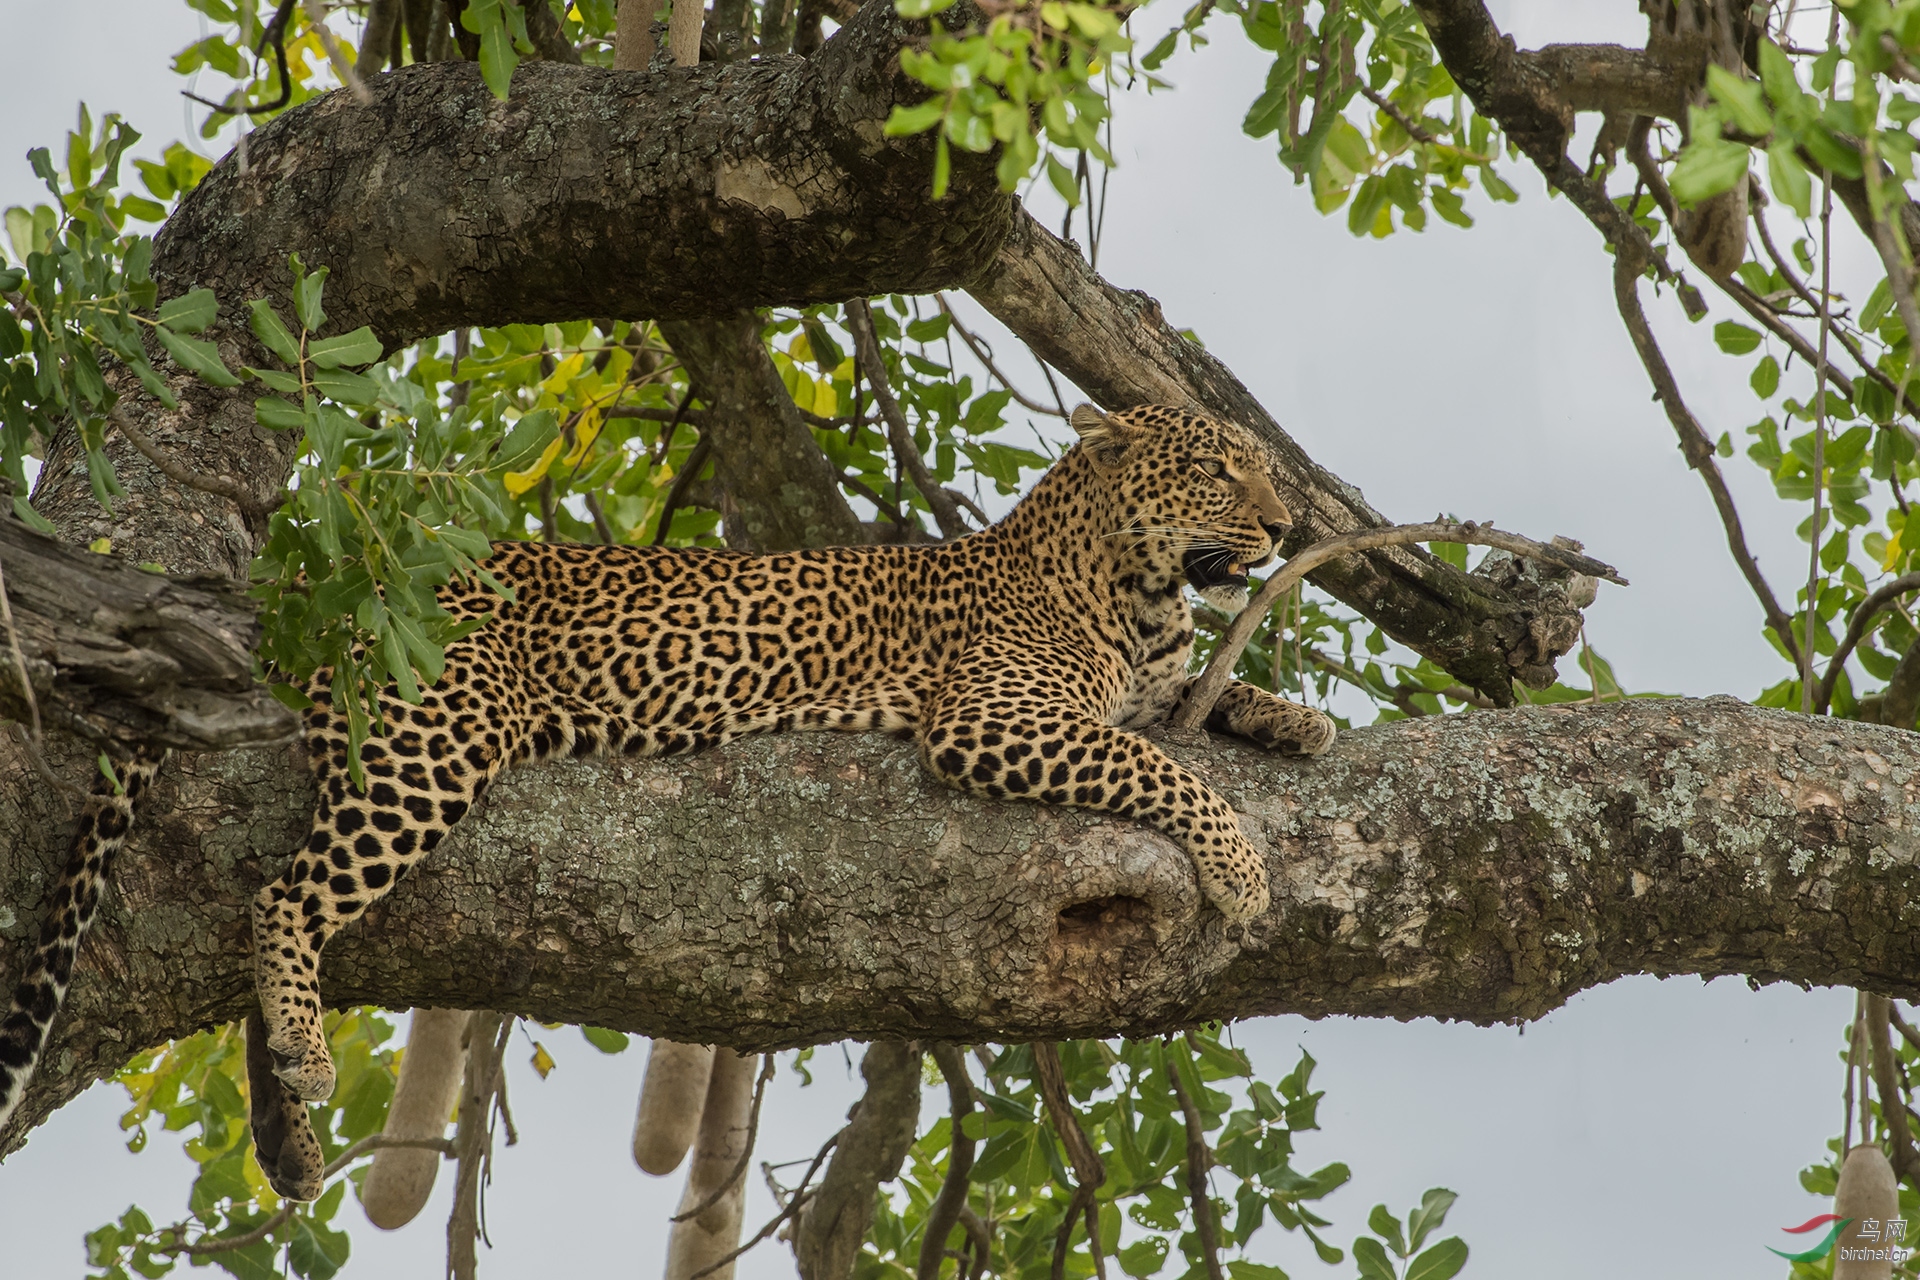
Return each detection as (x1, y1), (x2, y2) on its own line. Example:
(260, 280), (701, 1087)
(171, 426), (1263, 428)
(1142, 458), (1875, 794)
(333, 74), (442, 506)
(0, 0), (1866, 1277)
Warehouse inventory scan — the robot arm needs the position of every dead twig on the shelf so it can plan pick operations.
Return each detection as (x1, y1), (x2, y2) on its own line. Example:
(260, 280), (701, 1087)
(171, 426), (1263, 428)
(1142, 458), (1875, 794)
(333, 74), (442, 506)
(1359, 84), (1437, 144)
(933, 295), (1065, 417)
(1174, 521), (1622, 732)
(686, 1130), (841, 1280)
(846, 300), (970, 540)
(303, 0), (376, 104)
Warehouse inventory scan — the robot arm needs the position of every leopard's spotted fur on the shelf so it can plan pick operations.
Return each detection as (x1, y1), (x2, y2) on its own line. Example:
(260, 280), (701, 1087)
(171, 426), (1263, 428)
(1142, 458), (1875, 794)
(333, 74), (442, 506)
(0, 404), (1335, 1196)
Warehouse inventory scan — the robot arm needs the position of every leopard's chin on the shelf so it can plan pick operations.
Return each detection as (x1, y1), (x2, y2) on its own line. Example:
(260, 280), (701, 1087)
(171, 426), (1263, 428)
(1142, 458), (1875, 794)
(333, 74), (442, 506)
(1197, 581), (1251, 616)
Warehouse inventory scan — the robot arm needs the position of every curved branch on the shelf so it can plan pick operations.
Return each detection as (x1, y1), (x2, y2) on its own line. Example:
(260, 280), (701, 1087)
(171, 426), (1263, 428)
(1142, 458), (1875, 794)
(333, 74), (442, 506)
(1817, 572), (1920, 714)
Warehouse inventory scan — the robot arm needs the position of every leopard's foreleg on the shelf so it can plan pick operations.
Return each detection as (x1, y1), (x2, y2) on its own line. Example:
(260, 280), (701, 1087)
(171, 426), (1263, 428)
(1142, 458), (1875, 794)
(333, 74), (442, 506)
(919, 700), (1271, 922)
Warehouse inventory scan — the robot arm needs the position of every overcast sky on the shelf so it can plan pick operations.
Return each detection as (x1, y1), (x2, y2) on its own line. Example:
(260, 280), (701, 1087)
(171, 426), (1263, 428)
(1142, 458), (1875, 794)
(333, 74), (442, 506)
(0, 2), (1865, 1278)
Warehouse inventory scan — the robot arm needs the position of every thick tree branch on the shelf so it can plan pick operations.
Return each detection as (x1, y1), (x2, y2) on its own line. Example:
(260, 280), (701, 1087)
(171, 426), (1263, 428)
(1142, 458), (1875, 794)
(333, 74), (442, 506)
(966, 209), (1595, 703)
(0, 510), (296, 752)
(6, 697), (1919, 1154)
(658, 313), (868, 551)
(154, 0), (1010, 347)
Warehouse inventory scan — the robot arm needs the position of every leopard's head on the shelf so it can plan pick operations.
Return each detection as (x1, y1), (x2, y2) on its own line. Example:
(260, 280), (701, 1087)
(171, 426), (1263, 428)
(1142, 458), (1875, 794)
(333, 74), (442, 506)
(1071, 404), (1293, 615)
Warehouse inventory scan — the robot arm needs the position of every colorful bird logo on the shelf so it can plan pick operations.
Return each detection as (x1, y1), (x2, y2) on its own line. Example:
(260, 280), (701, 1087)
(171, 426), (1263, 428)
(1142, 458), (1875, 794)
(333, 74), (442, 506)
(1769, 1214), (1852, 1263)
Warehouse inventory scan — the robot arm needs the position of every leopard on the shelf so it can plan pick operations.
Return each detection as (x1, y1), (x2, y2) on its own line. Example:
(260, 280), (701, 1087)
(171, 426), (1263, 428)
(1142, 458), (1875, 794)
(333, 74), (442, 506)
(0, 402), (1336, 1199)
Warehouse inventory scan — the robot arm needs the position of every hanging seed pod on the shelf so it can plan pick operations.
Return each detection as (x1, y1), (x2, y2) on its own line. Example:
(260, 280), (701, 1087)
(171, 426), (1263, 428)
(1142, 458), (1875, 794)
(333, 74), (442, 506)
(360, 1009), (471, 1230)
(632, 1040), (716, 1175)
(664, 1049), (756, 1280)
(1834, 1143), (1900, 1279)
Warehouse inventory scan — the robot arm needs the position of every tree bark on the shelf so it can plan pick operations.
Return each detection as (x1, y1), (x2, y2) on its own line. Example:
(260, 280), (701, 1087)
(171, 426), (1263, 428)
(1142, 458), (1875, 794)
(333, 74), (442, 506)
(5, 696), (1916, 1154)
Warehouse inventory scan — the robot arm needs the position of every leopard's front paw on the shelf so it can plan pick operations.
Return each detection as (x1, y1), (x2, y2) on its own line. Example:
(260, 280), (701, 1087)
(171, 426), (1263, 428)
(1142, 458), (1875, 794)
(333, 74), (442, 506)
(1193, 838), (1271, 923)
(1242, 701), (1337, 757)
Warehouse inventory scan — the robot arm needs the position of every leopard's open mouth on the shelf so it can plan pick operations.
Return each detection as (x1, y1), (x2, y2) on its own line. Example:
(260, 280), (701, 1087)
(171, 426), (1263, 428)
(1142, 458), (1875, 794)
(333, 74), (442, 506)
(1182, 547), (1249, 593)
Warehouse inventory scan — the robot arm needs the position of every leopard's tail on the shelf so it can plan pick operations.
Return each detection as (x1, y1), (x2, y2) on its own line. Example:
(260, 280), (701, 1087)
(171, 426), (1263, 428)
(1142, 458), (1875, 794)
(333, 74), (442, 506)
(0, 749), (166, 1135)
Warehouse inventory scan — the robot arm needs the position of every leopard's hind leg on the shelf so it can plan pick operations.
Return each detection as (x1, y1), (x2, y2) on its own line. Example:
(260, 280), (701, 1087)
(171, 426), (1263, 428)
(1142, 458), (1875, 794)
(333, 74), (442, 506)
(251, 662), (628, 1198)
(0, 749), (165, 1134)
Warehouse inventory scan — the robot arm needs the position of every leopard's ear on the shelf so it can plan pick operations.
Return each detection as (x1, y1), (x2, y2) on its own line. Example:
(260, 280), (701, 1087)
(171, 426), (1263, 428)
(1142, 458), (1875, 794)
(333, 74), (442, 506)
(1070, 404), (1130, 471)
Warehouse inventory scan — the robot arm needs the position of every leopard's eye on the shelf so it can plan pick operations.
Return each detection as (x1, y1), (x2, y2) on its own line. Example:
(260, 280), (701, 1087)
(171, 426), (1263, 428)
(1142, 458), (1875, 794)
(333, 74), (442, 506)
(1194, 458), (1227, 479)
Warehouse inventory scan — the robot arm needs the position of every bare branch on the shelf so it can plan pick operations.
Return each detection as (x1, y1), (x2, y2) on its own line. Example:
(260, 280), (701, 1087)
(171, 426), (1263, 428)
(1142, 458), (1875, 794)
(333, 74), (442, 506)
(1165, 1047), (1223, 1280)
(1175, 521), (1621, 732)
(1611, 257), (1804, 668)
(846, 300), (971, 540)
(110, 407), (265, 519)
(917, 1045), (979, 1280)
(1815, 573), (1920, 714)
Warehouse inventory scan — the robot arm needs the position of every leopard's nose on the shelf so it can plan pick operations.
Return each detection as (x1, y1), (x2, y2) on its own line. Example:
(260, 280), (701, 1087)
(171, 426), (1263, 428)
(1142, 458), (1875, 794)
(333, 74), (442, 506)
(1260, 518), (1292, 542)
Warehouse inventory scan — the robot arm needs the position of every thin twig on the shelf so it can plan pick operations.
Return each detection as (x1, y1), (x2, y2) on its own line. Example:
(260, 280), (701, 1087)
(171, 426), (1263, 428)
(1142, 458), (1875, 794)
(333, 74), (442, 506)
(1359, 84), (1437, 144)
(1805, 161), (1836, 714)
(672, 1053), (774, 1223)
(1173, 521), (1623, 733)
(159, 1135), (455, 1255)
(0, 555), (44, 747)
(1814, 572), (1920, 713)
(685, 1130), (842, 1280)
(185, 0), (296, 117)
(111, 407), (265, 518)
(303, 0), (377, 104)
(846, 300), (970, 540)
(584, 490), (615, 544)
(1032, 1043), (1106, 1280)
(651, 433), (713, 546)
(1164, 1046), (1223, 1280)
(917, 1045), (979, 1280)
(932, 295), (1065, 417)
(1611, 256), (1803, 669)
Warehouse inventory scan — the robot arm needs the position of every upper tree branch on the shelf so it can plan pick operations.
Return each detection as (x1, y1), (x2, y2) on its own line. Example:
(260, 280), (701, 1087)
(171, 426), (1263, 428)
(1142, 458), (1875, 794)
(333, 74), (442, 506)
(151, 0), (1011, 347)
(6, 697), (1917, 1151)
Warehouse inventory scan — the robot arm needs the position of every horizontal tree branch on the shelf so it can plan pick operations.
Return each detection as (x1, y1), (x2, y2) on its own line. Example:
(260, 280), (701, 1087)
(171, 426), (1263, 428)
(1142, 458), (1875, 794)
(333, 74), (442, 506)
(5, 697), (1915, 1153)
(152, 0), (1010, 347)
(0, 506), (295, 752)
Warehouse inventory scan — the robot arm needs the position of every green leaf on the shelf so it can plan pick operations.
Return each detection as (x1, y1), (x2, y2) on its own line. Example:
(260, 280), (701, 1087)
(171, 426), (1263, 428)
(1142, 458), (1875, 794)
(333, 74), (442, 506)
(307, 327), (382, 370)
(247, 299), (300, 365)
(1404, 1238), (1468, 1280)
(155, 327), (241, 386)
(1713, 321), (1762, 355)
(156, 288), (218, 333)
(255, 396), (309, 432)
(1405, 1188), (1457, 1252)
(293, 263), (328, 333)
(1117, 1236), (1169, 1277)
(1352, 1237), (1397, 1280)
(1368, 1204), (1408, 1257)
(581, 1026), (630, 1053)
(247, 367), (305, 395)
(478, 14), (519, 99)
(1767, 141), (1811, 218)
(310, 367), (380, 402)
(1669, 139), (1749, 206)
(1225, 1263), (1285, 1280)
(1751, 354), (1780, 398)
(1706, 64), (1771, 135)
